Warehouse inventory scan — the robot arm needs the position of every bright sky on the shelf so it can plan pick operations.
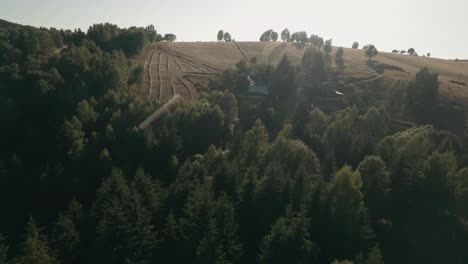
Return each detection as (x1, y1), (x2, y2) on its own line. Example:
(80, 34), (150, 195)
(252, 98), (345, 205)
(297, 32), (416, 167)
(1, 0), (467, 59)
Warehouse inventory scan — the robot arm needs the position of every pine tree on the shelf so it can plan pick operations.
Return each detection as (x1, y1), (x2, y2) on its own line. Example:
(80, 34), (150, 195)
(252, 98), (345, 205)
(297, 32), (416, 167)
(357, 156), (390, 220)
(214, 195), (244, 264)
(328, 166), (373, 260)
(14, 217), (58, 264)
(239, 120), (269, 168)
(61, 116), (85, 160)
(179, 183), (218, 264)
(52, 205), (81, 263)
(258, 212), (319, 264)
(335, 47), (344, 70)
(237, 166), (258, 263)
(0, 234), (9, 264)
(366, 245), (384, 264)
(93, 168), (159, 264)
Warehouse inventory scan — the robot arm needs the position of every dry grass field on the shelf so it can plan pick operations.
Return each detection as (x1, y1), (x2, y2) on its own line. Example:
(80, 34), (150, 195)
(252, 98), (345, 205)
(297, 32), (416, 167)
(135, 42), (468, 106)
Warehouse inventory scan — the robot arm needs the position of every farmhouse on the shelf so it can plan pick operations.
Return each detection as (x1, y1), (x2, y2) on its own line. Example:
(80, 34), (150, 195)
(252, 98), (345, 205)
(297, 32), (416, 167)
(248, 84), (269, 95)
(247, 75), (269, 95)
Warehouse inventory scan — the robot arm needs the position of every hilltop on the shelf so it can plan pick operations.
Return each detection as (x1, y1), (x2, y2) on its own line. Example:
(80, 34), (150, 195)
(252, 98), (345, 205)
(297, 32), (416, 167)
(135, 41), (468, 107)
(0, 19), (18, 29)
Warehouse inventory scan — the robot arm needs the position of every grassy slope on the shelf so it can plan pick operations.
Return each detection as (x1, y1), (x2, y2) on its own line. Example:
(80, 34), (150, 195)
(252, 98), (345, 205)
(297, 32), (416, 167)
(137, 42), (468, 106)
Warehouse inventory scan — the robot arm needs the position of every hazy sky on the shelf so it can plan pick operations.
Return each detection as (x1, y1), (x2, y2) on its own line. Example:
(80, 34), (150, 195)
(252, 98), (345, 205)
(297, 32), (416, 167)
(1, 0), (467, 59)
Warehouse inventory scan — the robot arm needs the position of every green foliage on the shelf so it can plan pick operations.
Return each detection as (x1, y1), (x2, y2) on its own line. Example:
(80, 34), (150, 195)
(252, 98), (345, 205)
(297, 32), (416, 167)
(419, 152), (457, 213)
(61, 116), (85, 160)
(332, 260), (353, 264)
(301, 47), (327, 83)
(453, 168), (468, 218)
(258, 213), (319, 264)
(324, 39), (333, 53)
(328, 166), (373, 259)
(365, 245), (384, 264)
(365, 45), (378, 61)
(408, 67), (439, 108)
(239, 120), (269, 167)
(281, 29), (290, 42)
(51, 199), (82, 264)
(0, 234), (9, 264)
(357, 156), (390, 219)
(92, 168), (160, 263)
(260, 30), (276, 42)
(352, 42), (359, 49)
(14, 217), (58, 264)
(76, 99), (98, 128)
(223, 32), (232, 42)
(87, 23), (159, 56)
(335, 47), (344, 70)
(309, 35), (324, 48)
(291, 31), (308, 44)
(217, 30), (224, 41)
(271, 31), (279, 42)
(3, 20), (468, 264)
(164, 33), (177, 42)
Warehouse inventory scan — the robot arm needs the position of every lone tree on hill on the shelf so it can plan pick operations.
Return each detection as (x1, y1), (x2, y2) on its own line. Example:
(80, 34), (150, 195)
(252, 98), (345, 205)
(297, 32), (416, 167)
(260, 30), (273, 41)
(310, 35), (324, 48)
(224, 32), (232, 42)
(281, 29), (290, 42)
(217, 30), (224, 41)
(163, 33), (176, 42)
(335, 47), (345, 70)
(392, 50), (399, 53)
(427, 53), (431, 57)
(408, 48), (416, 55)
(271, 31), (279, 42)
(324, 39), (333, 53)
(365, 44), (378, 61)
(291, 31), (308, 44)
(408, 67), (439, 108)
(352, 42), (359, 49)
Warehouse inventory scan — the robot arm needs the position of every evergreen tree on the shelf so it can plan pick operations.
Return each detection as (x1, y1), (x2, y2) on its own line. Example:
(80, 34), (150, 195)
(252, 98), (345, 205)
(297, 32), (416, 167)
(217, 30), (224, 42)
(61, 116), (85, 160)
(357, 156), (390, 220)
(365, 45), (378, 61)
(335, 47), (344, 70)
(258, 213), (319, 264)
(213, 195), (244, 264)
(271, 31), (279, 42)
(239, 120), (269, 168)
(408, 67), (439, 109)
(14, 217), (58, 264)
(224, 32), (232, 42)
(328, 166), (373, 260)
(0, 234), (9, 264)
(281, 29), (290, 42)
(75, 100), (98, 129)
(237, 166), (259, 263)
(365, 245), (384, 264)
(51, 199), (83, 264)
(93, 168), (158, 264)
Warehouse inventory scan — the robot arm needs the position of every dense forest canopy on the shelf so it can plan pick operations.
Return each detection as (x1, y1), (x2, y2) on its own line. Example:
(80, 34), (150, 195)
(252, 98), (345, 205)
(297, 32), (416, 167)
(0, 21), (468, 264)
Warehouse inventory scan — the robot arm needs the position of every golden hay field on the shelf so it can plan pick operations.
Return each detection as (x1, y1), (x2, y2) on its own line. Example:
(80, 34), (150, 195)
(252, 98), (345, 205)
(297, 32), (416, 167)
(135, 42), (468, 106)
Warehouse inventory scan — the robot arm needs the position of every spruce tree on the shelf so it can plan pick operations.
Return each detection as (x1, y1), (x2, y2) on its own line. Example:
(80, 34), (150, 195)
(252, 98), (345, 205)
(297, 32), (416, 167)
(14, 217), (58, 264)
(0, 234), (9, 264)
(258, 213), (319, 264)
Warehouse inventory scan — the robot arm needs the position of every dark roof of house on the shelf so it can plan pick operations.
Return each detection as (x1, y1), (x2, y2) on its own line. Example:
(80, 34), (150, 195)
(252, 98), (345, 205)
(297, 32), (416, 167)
(248, 85), (269, 95)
